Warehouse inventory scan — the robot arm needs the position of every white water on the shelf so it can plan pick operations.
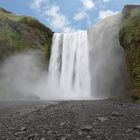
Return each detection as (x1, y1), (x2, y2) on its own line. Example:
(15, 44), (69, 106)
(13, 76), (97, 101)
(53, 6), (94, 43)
(48, 31), (91, 99)
(48, 13), (130, 100)
(88, 14), (130, 99)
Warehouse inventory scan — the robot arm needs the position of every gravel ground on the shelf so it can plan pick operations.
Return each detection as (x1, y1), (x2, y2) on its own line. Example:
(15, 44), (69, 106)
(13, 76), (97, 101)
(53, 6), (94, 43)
(0, 100), (140, 140)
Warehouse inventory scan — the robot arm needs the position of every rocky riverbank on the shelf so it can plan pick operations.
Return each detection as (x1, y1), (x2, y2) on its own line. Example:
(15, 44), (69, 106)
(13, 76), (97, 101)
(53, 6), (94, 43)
(0, 100), (140, 140)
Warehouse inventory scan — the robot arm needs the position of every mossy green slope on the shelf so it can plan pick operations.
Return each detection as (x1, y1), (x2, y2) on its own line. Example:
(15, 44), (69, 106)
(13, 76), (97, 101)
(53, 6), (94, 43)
(0, 7), (53, 61)
(119, 5), (140, 100)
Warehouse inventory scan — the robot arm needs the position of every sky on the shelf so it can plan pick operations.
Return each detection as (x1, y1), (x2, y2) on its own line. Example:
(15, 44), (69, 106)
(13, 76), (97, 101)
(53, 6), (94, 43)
(0, 0), (139, 32)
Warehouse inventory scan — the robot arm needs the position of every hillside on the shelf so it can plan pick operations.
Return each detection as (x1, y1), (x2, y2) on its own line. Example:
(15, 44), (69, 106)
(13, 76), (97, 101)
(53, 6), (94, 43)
(0, 7), (53, 61)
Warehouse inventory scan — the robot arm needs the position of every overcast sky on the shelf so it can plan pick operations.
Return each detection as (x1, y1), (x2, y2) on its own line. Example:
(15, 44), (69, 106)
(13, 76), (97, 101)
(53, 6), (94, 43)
(0, 0), (139, 32)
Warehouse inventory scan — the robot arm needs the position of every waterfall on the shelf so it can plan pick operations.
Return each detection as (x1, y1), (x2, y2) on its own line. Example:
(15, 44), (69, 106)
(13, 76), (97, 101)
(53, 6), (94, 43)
(48, 31), (91, 99)
(48, 14), (130, 100)
(88, 14), (130, 99)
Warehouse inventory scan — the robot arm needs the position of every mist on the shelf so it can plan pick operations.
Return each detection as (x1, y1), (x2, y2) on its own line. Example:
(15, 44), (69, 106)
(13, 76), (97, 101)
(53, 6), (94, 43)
(0, 50), (49, 100)
(88, 13), (131, 99)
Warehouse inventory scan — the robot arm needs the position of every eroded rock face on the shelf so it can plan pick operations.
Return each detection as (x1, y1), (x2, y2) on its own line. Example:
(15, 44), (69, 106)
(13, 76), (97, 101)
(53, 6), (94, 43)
(119, 5), (140, 100)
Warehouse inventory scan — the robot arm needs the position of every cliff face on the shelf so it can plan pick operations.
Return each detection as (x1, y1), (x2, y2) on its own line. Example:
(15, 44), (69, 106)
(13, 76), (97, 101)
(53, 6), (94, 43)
(0, 7), (53, 61)
(119, 5), (140, 100)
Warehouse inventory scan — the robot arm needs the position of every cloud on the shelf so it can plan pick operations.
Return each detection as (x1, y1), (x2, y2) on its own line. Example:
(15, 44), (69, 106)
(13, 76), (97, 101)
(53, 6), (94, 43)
(81, 0), (95, 10)
(30, 0), (46, 10)
(103, 0), (110, 2)
(99, 10), (119, 20)
(45, 5), (69, 30)
(74, 11), (88, 21)
(74, 0), (95, 22)
(30, 0), (75, 32)
(45, 5), (76, 32)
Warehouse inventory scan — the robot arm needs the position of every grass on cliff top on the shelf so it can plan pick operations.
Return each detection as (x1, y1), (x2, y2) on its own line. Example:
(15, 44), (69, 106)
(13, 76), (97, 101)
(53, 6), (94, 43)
(0, 8), (53, 61)
(120, 9), (140, 45)
(0, 8), (38, 22)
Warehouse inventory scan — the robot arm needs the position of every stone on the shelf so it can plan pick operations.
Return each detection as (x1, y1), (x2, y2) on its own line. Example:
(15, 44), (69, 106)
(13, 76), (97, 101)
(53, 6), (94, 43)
(111, 111), (124, 116)
(40, 138), (46, 140)
(78, 131), (83, 136)
(134, 125), (140, 130)
(87, 135), (91, 139)
(61, 136), (67, 140)
(20, 126), (27, 131)
(14, 131), (25, 136)
(126, 129), (132, 133)
(82, 125), (92, 131)
(97, 117), (108, 122)
(28, 133), (39, 139)
(60, 122), (66, 126)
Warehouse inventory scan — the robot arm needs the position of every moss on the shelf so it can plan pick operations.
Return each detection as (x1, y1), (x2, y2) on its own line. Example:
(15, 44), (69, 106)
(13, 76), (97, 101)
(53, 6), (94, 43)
(119, 5), (140, 100)
(0, 7), (53, 61)
(0, 25), (31, 60)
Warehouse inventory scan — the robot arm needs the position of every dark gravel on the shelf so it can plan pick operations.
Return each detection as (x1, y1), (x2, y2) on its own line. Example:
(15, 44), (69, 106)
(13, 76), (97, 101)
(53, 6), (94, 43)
(0, 100), (140, 140)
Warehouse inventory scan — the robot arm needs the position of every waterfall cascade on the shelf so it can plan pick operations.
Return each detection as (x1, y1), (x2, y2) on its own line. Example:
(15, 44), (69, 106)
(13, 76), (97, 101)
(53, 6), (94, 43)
(49, 31), (91, 99)
(48, 14), (130, 100)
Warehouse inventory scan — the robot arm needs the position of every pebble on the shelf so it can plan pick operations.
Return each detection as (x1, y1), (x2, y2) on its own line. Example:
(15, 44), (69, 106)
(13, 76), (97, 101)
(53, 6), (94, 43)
(14, 131), (25, 136)
(97, 117), (108, 122)
(20, 126), (27, 131)
(61, 136), (67, 140)
(87, 135), (91, 139)
(60, 122), (66, 126)
(40, 138), (45, 140)
(111, 111), (124, 116)
(126, 129), (132, 133)
(134, 125), (140, 130)
(82, 125), (92, 131)
(78, 131), (83, 136)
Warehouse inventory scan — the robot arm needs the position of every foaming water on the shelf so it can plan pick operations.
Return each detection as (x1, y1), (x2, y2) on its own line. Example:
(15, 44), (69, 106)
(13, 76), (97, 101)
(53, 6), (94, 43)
(48, 31), (91, 99)
(88, 14), (130, 99)
(47, 14), (130, 100)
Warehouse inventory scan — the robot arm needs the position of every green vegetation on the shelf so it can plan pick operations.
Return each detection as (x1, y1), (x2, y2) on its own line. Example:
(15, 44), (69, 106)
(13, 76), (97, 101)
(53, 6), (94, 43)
(119, 6), (140, 100)
(0, 25), (31, 60)
(0, 7), (53, 61)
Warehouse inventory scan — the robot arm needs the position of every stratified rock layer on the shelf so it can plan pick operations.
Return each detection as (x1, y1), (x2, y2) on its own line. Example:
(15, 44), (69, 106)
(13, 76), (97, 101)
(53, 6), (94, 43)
(119, 5), (140, 100)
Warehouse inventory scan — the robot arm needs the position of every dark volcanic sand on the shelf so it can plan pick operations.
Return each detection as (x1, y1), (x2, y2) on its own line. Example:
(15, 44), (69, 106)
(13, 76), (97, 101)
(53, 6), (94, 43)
(0, 100), (140, 140)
